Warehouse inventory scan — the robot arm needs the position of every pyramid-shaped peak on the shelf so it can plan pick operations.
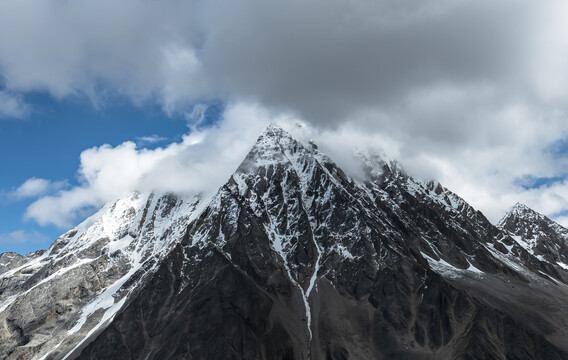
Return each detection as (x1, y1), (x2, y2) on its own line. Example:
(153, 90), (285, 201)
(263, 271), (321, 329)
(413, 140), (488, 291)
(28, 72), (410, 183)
(252, 123), (296, 150)
(251, 122), (323, 157)
(236, 123), (320, 174)
(510, 202), (535, 215)
(513, 202), (531, 210)
(497, 202), (545, 229)
(257, 123), (293, 142)
(263, 122), (287, 135)
(501, 202), (535, 219)
(502, 203), (568, 234)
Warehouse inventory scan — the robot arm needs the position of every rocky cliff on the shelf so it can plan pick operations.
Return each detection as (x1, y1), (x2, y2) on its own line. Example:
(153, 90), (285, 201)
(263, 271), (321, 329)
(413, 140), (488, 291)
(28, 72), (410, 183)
(2, 125), (568, 359)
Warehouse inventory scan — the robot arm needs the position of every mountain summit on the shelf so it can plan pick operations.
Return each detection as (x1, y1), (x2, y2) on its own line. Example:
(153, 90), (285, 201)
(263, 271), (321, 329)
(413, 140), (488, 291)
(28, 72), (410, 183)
(498, 202), (568, 269)
(2, 125), (568, 359)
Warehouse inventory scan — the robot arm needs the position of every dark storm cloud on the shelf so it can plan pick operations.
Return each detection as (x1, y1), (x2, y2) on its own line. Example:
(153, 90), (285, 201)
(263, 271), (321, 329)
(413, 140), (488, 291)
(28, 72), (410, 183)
(0, 0), (547, 125)
(202, 0), (532, 123)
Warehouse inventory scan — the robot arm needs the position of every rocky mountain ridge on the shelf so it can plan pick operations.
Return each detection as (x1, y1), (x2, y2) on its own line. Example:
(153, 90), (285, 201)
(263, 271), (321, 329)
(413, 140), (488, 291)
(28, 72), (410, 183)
(1, 124), (568, 359)
(498, 202), (568, 269)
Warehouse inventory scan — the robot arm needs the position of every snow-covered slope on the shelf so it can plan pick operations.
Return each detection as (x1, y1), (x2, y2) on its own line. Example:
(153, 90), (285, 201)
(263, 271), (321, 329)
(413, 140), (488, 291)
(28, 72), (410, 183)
(0, 191), (205, 359)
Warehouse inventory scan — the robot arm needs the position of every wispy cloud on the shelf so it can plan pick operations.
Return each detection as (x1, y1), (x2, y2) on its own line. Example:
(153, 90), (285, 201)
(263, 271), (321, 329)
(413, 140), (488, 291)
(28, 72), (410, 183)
(7, 177), (67, 200)
(135, 135), (169, 146)
(0, 230), (50, 244)
(0, 90), (30, 119)
(25, 102), (270, 228)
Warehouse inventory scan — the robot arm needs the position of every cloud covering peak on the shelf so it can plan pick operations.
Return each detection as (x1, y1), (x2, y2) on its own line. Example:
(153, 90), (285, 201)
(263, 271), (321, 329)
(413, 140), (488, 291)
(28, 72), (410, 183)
(2, 0), (568, 229)
(24, 103), (269, 227)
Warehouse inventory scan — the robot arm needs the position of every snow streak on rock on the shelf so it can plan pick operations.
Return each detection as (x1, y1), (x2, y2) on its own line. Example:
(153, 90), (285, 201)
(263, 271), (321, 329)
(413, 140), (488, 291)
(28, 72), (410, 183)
(0, 191), (205, 359)
(2, 124), (568, 359)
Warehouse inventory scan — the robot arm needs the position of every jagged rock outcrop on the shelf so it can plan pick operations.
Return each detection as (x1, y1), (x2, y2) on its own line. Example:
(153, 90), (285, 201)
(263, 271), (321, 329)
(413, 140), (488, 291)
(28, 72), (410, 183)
(498, 202), (568, 269)
(2, 125), (568, 359)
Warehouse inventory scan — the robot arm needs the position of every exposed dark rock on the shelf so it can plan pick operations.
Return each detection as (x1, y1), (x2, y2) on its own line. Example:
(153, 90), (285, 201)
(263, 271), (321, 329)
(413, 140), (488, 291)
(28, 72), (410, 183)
(2, 125), (568, 359)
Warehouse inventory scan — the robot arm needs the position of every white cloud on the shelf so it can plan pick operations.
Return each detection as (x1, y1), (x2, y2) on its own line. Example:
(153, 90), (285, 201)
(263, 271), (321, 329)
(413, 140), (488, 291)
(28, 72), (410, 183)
(25, 102), (271, 227)
(13, 178), (51, 198)
(135, 135), (169, 145)
(0, 91), (29, 118)
(19, 101), (568, 231)
(281, 116), (568, 227)
(0, 230), (50, 244)
(9, 177), (67, 199)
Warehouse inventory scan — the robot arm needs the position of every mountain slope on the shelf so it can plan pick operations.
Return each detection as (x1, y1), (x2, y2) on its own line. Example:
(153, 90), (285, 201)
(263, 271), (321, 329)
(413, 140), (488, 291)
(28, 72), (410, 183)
(2, 125), (568, 359)
(0, 192), (204, 359)
(77, 125), (568, 359)
(498, 202), (568, 269)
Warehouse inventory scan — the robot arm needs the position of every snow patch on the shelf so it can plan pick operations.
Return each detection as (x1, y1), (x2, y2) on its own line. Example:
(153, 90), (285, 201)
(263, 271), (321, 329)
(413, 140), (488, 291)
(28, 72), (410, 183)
(421, 252), (484, 278)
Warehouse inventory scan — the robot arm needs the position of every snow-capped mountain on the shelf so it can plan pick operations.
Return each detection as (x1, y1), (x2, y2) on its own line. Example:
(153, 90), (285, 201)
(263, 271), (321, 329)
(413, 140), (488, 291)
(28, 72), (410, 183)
(498, 202), (568, 270)
(2, 124), (568, 359)
(0, 192), (204, 359)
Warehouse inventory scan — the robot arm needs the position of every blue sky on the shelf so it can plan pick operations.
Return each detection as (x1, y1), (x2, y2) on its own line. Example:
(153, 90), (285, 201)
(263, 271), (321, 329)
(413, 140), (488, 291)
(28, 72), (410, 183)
(0, 94), (192, 254)
(2, 0), (568, 255)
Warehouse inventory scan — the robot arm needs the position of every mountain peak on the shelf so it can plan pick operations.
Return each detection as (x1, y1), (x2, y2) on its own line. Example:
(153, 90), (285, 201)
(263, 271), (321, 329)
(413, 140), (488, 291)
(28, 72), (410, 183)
(251, 123), (295, 152)
(256, 123), (292, 144)
(4, 126), (568, 359)
(262, 122), (287, 135)
(498, 202), (540, 226)
(497, 201), (568, 265)
(236, 123), (323, 175)
(511, 202), (534, 213)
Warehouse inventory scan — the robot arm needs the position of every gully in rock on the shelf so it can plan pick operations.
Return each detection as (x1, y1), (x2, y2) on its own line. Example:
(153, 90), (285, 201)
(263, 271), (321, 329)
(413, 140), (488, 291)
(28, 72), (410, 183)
(1, 125), (568, 359)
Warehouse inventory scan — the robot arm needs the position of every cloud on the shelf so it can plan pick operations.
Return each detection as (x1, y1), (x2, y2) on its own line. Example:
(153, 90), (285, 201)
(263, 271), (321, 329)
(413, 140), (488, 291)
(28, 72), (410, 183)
(0, 90), (30, 118)
(20, 101), (568, 230)
(135, 135), (169, 146)
(6, 177), (67, 200)
(0, 230), (50, 244)
(2, 0), (568, 230)
(13, 178), (52, 198)
(200, 0), (534, 122)
(0, 0), (209, 109)
(281, 118), (568, 228)
(25, 102), (271, 227)
(0, 0), (566, 119)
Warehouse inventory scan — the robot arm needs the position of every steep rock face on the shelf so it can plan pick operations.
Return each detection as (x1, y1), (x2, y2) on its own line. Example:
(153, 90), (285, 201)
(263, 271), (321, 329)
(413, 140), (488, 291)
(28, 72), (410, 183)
(357, 154), (564, 283)
(498, 202), (568, 270)
(0, 251), (45, 275)
(73, 125), (568, 359)
(0, 192), (203, 360)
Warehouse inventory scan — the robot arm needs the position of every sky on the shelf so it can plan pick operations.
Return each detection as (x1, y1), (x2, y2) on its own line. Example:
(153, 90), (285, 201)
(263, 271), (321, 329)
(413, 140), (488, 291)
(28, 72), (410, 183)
(2, 0), (568, 254)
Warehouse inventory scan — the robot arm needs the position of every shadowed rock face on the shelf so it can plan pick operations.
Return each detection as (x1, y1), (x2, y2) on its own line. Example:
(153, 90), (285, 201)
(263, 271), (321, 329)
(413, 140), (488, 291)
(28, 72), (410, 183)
(3, 125), (568, 360)
(76, 126), (568, 360)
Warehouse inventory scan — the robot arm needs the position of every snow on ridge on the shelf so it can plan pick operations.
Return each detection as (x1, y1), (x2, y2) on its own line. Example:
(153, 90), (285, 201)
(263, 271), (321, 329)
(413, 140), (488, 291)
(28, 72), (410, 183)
(11, 124), (566, 359)
(421, 252), (484, 279)
(0, 190), (210, 360)
(241, 125), (565, 287)
(511, 234), (537, 254)
(496, 202), (564, 231)
(497, 202), (568, 262)
(62, 191), (204, 324)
